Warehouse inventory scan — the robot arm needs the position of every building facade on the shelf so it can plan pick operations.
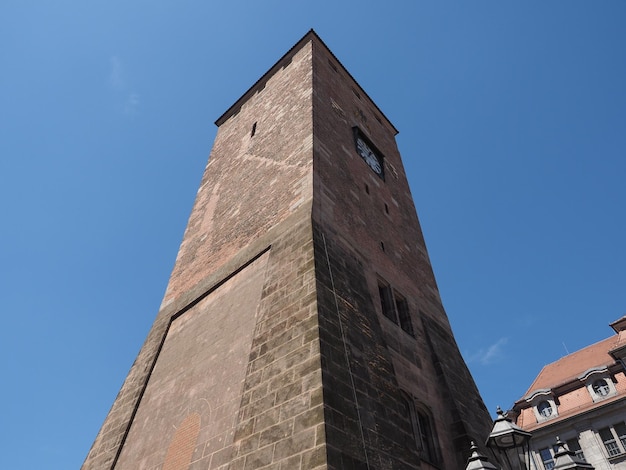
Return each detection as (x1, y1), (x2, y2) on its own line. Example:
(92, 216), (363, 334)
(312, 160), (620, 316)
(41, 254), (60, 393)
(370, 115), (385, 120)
(82, 30), (492, 470)
(509, 317), (626, 469)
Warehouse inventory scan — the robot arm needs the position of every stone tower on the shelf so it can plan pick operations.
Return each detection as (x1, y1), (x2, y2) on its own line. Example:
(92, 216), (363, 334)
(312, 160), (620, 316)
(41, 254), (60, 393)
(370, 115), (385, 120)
(83, 30), (492, 470)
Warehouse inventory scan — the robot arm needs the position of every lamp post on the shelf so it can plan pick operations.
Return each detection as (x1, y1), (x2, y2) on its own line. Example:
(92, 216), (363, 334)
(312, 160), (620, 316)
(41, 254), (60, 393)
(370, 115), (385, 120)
(465, 441), (499, 470)
(552, 437), (594, 470)
(485, 407), (532, 470)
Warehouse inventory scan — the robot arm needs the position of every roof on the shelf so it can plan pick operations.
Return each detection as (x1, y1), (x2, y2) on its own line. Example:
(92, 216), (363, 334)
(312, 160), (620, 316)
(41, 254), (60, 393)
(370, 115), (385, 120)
(523, 333), (626, 398)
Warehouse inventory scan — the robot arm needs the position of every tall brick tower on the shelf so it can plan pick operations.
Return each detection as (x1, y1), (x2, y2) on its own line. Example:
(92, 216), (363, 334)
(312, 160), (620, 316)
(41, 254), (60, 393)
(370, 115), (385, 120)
(83, 30), (493, 470)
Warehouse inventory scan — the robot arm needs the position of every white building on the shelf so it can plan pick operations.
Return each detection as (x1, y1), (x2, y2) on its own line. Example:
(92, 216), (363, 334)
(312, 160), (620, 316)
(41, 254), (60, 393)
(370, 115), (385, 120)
(508, 317), (626, 469)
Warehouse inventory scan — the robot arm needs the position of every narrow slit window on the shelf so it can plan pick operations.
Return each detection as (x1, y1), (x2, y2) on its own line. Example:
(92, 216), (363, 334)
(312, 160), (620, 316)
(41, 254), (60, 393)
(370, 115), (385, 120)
(416, 410), (439, 464)
(251, 122), (257, 137)
(378, 282), (396, 323)
(395, 293), (414, 336)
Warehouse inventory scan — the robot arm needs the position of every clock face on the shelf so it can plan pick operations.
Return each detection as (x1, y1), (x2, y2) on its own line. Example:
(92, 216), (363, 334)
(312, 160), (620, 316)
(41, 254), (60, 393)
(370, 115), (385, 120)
(356, 136), (383, 176)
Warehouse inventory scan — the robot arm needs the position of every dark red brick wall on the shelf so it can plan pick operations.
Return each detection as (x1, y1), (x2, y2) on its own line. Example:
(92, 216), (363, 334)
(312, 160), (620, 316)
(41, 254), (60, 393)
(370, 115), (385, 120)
(310, 37), (493, 468)
(161, 41), (315, 309)
(313, 225), (422, 469)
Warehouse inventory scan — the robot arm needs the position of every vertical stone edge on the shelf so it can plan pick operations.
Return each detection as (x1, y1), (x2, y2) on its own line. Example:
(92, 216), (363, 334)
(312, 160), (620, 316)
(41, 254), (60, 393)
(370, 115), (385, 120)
(224, 216), (327, 470)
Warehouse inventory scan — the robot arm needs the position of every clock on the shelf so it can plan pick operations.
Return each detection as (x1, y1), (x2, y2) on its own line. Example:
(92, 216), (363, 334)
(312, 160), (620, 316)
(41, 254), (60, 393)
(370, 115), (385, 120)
(354, 129), (384, 178)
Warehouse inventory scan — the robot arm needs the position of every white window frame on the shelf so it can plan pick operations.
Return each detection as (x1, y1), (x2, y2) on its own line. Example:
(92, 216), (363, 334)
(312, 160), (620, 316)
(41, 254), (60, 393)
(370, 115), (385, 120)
(538, 447), (555, 470)
(598, 422), (626, 458)
(537, 400), (553, 418)
(525, 390), (558, 423)
(579, 367), (617, 402)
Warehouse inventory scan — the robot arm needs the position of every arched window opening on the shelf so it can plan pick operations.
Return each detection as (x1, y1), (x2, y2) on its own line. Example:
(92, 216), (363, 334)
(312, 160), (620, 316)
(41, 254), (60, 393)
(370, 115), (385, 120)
(401, 393), (440, 465)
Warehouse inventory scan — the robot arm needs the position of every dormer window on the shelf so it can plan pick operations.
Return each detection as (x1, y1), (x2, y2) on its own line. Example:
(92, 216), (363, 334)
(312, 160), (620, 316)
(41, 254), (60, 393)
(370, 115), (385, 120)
(537, 401), (553, 418)
(525, 390), (558, 423)
(579, 367), (617, 402)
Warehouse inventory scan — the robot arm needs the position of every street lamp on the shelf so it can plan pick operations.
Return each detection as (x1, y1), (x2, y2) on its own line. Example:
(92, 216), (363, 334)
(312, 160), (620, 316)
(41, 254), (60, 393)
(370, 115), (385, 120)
(485, 406), (532, 469)
(552, 437), (594, 469)
(465, 441), (498, 470)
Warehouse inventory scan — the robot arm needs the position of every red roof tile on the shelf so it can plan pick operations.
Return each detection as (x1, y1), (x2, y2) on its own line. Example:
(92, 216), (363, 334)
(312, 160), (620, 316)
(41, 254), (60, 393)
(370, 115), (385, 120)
(524, 335), (624, 397)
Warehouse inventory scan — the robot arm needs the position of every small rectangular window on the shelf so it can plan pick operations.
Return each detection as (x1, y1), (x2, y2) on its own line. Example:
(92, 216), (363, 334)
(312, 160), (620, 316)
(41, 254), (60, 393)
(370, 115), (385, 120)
(539, 448), (554, 470)
(395, 293), (414, 336)
(615, 422), (626, 450)
(403, 394), (439, 465)
(416, 410), (438, 464)
(378, 279), (416, 338)
(565, 438), (586, 462)
(378, 282), (396, 323)
(599, 427), (621, 456)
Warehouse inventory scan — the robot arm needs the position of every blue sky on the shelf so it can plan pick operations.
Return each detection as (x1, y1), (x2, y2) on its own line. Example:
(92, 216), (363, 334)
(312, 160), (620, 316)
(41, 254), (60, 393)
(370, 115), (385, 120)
(1, 2), (625, 468)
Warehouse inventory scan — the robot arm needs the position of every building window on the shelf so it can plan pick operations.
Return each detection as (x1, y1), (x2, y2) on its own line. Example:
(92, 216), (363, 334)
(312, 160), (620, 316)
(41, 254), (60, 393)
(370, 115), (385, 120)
(599, 423), (626, 457)
(537, 401), (553, 417)
(378, 282), (396, 322)
(582, 369), (616, 401)
(539, 448), (554, 470)
(617, 422), (626, 450)
(565, 438), (586, 462)
(401, 393), (439, 465)
(395, 293), (414, 336)
(529, 394), (558, 423)
(592, 378), (610, 396)
(377, 280), (414, 336)
(416, 409), (439, 463)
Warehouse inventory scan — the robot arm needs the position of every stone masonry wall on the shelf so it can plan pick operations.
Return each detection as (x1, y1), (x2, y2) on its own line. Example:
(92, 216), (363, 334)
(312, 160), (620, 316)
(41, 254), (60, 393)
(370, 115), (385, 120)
(84, 31), (493, 470)
(114, 251), (270, 469)
(83, 38), (316, 469)
(84, 207), (327, 470)
(310, 36), (493, 467)
(313, 223), (421, 469)
(225, 215), (325, 470)
(160, 41), (314, 310)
